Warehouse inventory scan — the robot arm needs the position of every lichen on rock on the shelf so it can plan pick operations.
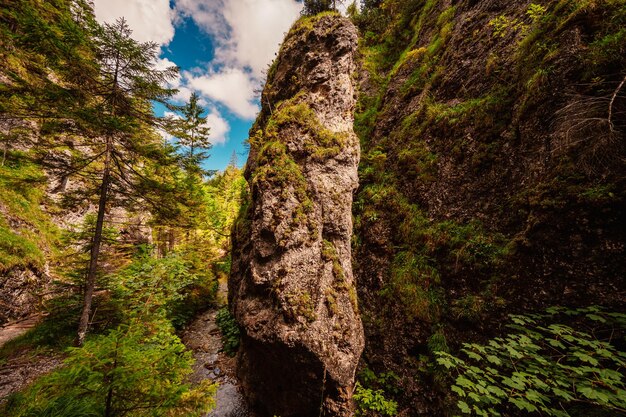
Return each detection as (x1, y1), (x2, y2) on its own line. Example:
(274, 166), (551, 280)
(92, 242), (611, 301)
(229, 13), (363, 417)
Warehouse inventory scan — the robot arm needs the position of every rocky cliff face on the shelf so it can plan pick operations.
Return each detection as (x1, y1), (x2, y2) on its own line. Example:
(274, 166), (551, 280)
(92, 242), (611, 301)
(0, 120), (153, 325)
(352, 1), (625, 414)
(229, 14), (363, 417)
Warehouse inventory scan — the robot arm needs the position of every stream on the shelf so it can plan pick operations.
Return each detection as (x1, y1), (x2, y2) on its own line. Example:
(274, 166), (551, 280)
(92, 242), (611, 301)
(181, 309), (251, 417)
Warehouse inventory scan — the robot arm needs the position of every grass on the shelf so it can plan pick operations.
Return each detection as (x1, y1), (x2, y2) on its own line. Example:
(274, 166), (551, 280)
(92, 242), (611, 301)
(0, 151), (59, 272)
(0, 312), (78, 360)
(350, 0), (626, 412)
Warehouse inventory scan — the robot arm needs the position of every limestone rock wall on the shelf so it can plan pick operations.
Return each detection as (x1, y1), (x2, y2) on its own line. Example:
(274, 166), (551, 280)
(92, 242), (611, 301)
(229, 14), (363, 417)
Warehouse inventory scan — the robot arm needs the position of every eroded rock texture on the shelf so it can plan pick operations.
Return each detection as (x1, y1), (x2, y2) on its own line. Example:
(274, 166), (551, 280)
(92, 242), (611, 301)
(0, 267), (46, 324)
(229, 15), (363, 417)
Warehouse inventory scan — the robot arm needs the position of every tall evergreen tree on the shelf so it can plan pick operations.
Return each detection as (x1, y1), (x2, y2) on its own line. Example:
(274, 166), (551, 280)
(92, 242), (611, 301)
(165, 92), (213, 172)
(228, 150), (239, 168)
(73, 18), (178, 345)
(303, 0), (343, 15)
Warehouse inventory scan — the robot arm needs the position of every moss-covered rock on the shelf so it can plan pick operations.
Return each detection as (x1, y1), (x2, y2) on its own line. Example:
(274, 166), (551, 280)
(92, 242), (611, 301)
(352, 0), (626, 415)
(229, 14), (363, 417)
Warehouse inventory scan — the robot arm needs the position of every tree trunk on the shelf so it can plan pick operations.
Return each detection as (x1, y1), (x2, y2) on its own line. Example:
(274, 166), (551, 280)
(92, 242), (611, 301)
(76, 138), (112, 346)
(104, 334), (120, 417)
(1, 140), (7, 166)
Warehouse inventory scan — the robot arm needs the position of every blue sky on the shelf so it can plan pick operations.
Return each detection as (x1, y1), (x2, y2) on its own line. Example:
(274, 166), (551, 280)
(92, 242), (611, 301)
(92, 0), (305, 172)
(155, 17), (250, 171)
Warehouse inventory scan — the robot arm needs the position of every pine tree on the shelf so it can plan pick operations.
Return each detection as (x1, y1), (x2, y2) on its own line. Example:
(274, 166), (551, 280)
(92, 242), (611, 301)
(73, 18), (178, 345)
(228, 150), (239, 168)
(5, 319), (216, 417)
(165, 92), (213, 172)
(303, 0), (343, 15)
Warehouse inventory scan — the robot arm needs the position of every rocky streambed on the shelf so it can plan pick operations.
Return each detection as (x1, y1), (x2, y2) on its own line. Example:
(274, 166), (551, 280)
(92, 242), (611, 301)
(181, 309), (251, 417)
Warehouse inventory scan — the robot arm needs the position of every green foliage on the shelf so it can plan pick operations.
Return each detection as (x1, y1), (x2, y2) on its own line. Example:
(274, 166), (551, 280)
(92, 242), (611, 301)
(216, 308), (241, 357)
(3, 251), (223, 415)
(0, 3), (248, 415)
(526, 4), (547, 22)
(354, 368), (399, 416)
(488, 4), (546, 39)
(194, 165), (249, 253)
(0, 0), (98, 118)
(110, 253), (213, 325)
(488, 15), (522, 39)
(0, 152), (58, 271)
(359, 367), (401, 395)
(356, 181), (507, 324)
(352, 0), (626, 413)
(436, 307), (626, 417)
(3, 319), (215, 417)
(354, 383), (399, 416)
(165, 92), (213, 173)
(302, 0), (343, 15)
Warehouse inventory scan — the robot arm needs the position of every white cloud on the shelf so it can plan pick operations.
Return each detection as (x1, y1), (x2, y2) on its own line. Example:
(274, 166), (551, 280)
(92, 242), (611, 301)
(93, 0), (304, 146)
(154, 57), (178, 72)
(163, 111), (181, 120)
(205, 110), (230, 145)
(185, 68), (259, 119)
(175, 0), (302, 77)
(93, 0), (175, 45)
(337, 2), (351, 14)
(172, 85), (194, 103)
(219, 0), (303, 77)
(172, 0), (302, 121)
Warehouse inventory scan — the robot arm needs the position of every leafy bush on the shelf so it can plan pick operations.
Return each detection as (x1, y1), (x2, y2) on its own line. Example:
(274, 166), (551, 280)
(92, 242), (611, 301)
(216, 308), (241, 357)
(110, 253), (216, 326)
(354, 382), (398, 416)
(354, 367), (399, 416)
(436, 307), (626, 417)
(526, 4), (547, 22)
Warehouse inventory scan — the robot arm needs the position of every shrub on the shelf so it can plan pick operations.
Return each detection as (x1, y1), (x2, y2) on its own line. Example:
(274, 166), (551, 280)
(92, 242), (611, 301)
(216, 308), (241, 357)
(354, 382), (398, 416)
(3, 319), (215, 417)
(436, 307), (626, 417)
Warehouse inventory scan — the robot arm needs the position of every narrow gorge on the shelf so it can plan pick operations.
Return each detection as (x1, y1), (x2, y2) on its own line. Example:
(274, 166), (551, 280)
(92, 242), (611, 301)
(229, 2), (626, 416)
(1, 1), (625, 417)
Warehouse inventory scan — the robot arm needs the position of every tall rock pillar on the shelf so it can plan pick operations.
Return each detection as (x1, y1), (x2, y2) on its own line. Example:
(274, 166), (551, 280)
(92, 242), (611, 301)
(229, 14), (363, 417)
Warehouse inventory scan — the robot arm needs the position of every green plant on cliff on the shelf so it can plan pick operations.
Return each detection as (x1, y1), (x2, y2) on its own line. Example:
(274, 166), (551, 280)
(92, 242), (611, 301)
(354, 368), (400, 416)
(216, 308), (241, 357)
(354, 383), (399, 416)
(436, 307), (626, 417)
(0, 152), (58, 272)
(303, 0), (344, 15)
